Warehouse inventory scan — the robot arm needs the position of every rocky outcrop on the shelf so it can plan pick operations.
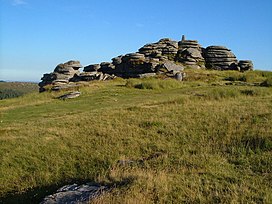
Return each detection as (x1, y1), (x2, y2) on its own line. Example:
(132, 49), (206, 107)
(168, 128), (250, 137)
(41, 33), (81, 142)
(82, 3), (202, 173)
(204, 46), (238, 70)
(39, 60), (82, 92)
(138, 38), (178, 61)
(39, 61), (116, 92)
(39, 35), (254, 92)
(176, 36), (205, 69)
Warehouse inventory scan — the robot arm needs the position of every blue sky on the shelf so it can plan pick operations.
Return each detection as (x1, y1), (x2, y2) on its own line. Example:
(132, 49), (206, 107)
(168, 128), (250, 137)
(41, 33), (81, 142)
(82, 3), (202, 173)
(1, 0), (272, 81)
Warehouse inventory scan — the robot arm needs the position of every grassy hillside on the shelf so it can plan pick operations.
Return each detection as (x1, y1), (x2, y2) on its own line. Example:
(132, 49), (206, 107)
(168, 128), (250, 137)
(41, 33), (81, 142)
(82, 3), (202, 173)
(0, 82), (39, 100)
(0, 70), (271, 203)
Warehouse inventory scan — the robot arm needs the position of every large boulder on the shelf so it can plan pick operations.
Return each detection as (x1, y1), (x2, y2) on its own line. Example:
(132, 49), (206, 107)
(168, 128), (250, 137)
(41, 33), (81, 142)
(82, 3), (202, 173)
(238, 60), (254, 71)
(204, 46), (238, 70)
(158, 61), (185, 73)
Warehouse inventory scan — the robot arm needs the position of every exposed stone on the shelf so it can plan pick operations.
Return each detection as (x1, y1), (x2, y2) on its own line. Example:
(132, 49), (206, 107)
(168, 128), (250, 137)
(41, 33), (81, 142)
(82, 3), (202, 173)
(206, 46), (230, 51)
(51, 84), (81, 91)
(176, 37), (205, 69)
(138, 38), (178, 61)
(40, 183), (108, 204)
(52, 79), (69, 85)
(204, 46), (239, 70)
(100, 62), (115, 74)
(137, 73), (157, 78)
(58, 91), (81, 99)
(158, 61), (185, 73)
(238, 60), (254, 71)
(78, 71), (101, 81)
(83, 64), (100, 72)
(174, 72), (185, 81)
(39, 60), (83, 92)
(112, 55), (123, 65)
(64, 60), (83, 69)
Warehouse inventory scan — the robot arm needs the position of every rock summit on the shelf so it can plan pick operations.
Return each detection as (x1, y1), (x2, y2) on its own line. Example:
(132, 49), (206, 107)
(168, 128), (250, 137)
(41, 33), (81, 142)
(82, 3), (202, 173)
(39, 35), (253, 92)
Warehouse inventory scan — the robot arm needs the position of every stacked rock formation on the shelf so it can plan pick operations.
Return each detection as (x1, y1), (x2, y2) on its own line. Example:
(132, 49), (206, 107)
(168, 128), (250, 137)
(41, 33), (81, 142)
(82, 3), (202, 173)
(112, 53), (157, 77)
(176, 36), (205, 69)
(39, 35), (254, 92)
(204, 46), (238, 70)
(83, 38), (184, 79)
(82, 54), (158, 78)
(138, 38), (178, 61)
(39, 60), (82, 92)
(39, 60), (115, 92)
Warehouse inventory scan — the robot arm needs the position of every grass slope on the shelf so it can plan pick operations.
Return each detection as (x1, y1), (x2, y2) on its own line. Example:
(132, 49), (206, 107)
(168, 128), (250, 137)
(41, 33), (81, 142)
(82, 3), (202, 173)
(0, 70), (272, 203)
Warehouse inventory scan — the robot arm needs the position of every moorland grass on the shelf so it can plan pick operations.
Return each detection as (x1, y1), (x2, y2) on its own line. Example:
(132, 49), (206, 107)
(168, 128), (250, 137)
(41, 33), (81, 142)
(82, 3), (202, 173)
(0, 70), (271, 203)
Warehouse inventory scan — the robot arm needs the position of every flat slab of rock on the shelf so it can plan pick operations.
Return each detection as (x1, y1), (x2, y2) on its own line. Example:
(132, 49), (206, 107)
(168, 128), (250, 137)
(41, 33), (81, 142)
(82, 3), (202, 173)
(137, 73), (157, 78)
(58, 91), (81, 99)
(160, 61), (185, 72)
(83, 64), (101, 72)
(40, 183), (107, 204)
(206, 46), (230, 51)
(51, 84), (81, 91)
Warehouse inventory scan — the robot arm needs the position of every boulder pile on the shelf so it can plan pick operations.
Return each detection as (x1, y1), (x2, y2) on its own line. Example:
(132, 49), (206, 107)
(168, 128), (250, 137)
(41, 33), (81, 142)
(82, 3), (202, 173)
(39, 35), (254, 92)
(39, 60), (115, 92)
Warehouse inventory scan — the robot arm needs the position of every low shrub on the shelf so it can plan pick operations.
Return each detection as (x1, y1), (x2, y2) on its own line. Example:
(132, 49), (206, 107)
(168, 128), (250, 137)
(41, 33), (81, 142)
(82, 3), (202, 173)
(0, 89), (23, 100)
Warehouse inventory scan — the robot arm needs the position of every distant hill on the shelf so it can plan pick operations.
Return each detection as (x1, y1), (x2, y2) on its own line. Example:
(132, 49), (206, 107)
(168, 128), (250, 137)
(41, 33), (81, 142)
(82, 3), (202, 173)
(0, 82), (39, 99)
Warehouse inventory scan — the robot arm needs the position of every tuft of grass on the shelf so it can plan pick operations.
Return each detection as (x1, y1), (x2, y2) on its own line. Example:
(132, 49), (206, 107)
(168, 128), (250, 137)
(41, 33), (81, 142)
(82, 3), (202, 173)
(207, 88), (241, 99)
(261, 76), (272, 87)
(126, 78), (183, 90)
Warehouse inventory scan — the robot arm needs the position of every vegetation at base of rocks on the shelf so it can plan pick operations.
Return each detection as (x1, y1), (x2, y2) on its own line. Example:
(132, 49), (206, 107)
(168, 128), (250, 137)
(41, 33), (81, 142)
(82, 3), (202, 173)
(0, 82), (38, 100)
(125, 78), (183, 90)
(224, 70), (272, 83)
(0, 69), (272, 203)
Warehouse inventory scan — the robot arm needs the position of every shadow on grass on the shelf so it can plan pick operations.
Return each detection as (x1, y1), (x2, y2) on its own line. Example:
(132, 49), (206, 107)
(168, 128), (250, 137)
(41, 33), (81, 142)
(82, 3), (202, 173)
(0, 177), (135, 204)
